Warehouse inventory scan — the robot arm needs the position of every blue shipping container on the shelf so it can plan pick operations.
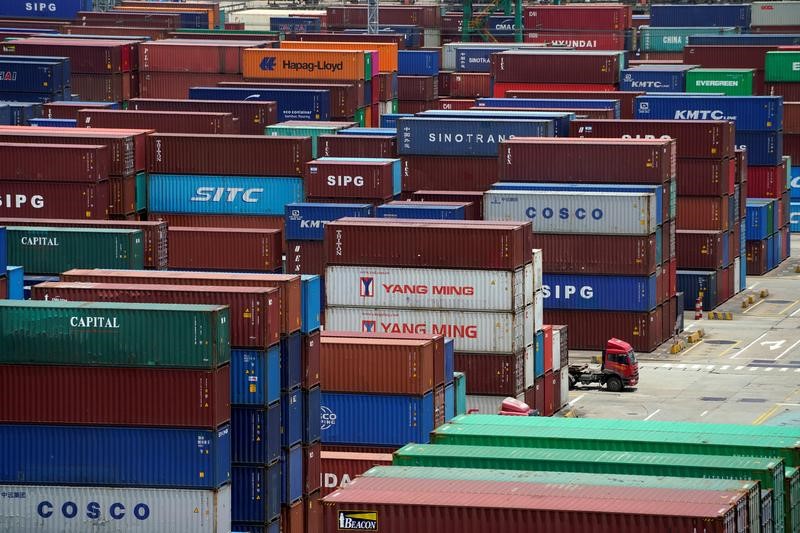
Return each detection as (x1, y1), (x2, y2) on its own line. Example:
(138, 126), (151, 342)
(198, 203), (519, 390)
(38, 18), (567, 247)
(6, 265), (23, 299)
(0, 226), (6, 273)
(791, 202), (800, 232)
(269, 16), (321, 32)
(0, 0), (92, 19)
(476, 98), (621, 119)
(281, 332), (302, 391)
(635, 95), (783, 132)
(398, 117), (554, 157)
(534, 329), (544, 378)
(3, 56), (71, 87)
(486, 15), (520, 39)
(444, 338), (455, 384)
(767, 234), (776, 271)
(303, 386), (321, 444)
(678, 270), (719, 311)
(746, 200), (773, 240)
(285, 203), (372, 241)
(542, 273), (658, 312)
(650, 4), (751, 28)
(230, 347), (281, 407)
(281, 388), (303, 448)
(1, 101), (43, 125)
(445, 382), (455, 423)
(28, 118), (76, 127)
(320, 391), (434, 446)
(420, 108), (572, 137)
(380, 113), (412, 129)
(147, 174), (303, 216)
(0, 424), (230, 489)
(281, 445), (303, 505)
(398, 50), (440, 76)
(300, 274), (322, 334)
(456, 47), (505, 73)
(376, 204), (465, 220)
(0, 60), (64, 93)
(620, 67), (689, 93)
(689, 34), (800, 46)
(188, 87), (331, 122)
(231, 463), (281, 524)
(791, 167), (800, 200)
(722, 229), (731, 267)
(736, 130), (783, 166)
(231, 404), (281, 466)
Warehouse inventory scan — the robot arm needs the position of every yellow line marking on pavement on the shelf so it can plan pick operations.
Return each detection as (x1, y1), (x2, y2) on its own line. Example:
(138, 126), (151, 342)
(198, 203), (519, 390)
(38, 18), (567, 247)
(742, 300), (765, 314)
(779, 298), (800, 315)
(680, 339), (704, 355)
(753, 405), (781, 425)
(718, 340), (741, 358)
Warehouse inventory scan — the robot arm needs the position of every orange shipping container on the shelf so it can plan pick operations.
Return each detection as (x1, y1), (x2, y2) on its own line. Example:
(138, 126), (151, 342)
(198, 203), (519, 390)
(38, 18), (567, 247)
(280, 40), (397, 73)
(242, 48), (369, 81)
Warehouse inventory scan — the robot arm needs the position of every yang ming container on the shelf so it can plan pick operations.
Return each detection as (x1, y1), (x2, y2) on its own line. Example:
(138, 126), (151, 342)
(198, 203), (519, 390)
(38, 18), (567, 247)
(0, 483), (231, 533)
(635, 95), (783, 132)
(542, 273), (657, 312)
(0, 424), (231, 489)
(167, 227), (282, 272)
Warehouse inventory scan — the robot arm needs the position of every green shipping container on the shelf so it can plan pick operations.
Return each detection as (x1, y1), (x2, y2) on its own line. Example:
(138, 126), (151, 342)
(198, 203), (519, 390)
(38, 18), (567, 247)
(686, 68), (755, 96)
(788, 467), (800, 533)
(6, 227), (144, 275)
(391, 98), (399, 114)
(266, 123), (349, 158)
(639, 26), (738, 52)
(355, 107), (366, 127)
(766, 51), (800, 82)
(0, 300), (230, 368)
(454, 372), (467, 416)
(135, 171), (147, 213)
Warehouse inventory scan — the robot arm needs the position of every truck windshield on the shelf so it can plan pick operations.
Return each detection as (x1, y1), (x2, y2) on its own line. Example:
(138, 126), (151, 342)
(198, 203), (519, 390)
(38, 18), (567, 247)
(627, 350), (637, 365)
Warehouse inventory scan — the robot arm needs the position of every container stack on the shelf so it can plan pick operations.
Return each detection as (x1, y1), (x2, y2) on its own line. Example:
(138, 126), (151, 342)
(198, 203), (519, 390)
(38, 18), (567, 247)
(397, 50), (440, 114)
(267, 121), (356, 159)
(0, 299), (233, 532)
(325, 5), (442, 48)
(745, 197), (786, 275)
(0, 55), (71, 104)
(638, 26), (737, 61)
(521, 5), (632, 52)
(0, 226), (6, 298)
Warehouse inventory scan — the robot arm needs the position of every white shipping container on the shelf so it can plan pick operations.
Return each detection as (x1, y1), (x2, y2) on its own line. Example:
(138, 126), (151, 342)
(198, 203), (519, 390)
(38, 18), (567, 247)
(552, 327), (562, 370)
(533, 291), (544, 333)
(441, 42), (548, 71)
(751, 1), (800, 26)
(0, 483), (231, 533)
(484, 190), (658, 235)
(560, 364), (570, 411)
(325, 265), (536, 311)
(734, 257), (741, 294)
(524, 343), (535, 389)
(466, 392), (526, 415)
(423, 28), (441, 48)
(326, 305), (535, 354)
(532, 249), (543, 290)
(226, 8), (327, 30)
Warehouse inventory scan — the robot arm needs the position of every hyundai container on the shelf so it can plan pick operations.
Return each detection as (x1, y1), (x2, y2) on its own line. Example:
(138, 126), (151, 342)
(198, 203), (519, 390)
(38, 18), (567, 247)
(187, 87), (330, 122)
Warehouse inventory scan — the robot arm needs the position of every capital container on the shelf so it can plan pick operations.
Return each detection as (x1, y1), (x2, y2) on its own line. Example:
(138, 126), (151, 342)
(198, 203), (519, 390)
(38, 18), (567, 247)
(543, 307), (661, 352)
(130, 99), (276, 136)
(232, 463), (281, 523)
(0, 423), (231, 489)
(304, 158), (397, 199)
(401, 155), (498, 192)
(242, 48), (370, 81)
(0, 483), (231, 533)
(0, 179), (109, 219)
(541, 273), (657, 312)
(326, 305), (534, 354)
(650, 4), (751, 27)
(324, 218), (533, 271)
(167, 227), (282, 272)
(320, 451), (393, 496)
(325, 265), (535, 311)
(322, 476), (740, 533)
(396, 116), (554, 157)
(231, 403), (281, 466)
(640, 26), (738, 53)
(318, 134), (397, 159)
(491, 50), (621, 84)
(77, 109), (239, 134)
(677, 196), (730, 231)
(32, 281), (280, 349)
(635, 95), (783, 132)
(687, 68), (755, 96)
(284, 203), (372, 241)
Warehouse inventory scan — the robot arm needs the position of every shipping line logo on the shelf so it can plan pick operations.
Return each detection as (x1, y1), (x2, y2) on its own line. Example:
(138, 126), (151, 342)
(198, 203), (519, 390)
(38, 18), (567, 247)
(359, 277), (375, 297)
(260, 56), (345, 73)
(320, 405), (337, 431)
(338, 511), (378, 531)
(0, 71), (18, 82)
(361, 320), (377, 332)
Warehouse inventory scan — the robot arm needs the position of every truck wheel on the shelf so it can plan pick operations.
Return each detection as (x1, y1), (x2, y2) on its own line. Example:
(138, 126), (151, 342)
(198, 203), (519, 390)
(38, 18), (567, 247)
(606, 376), (623, 393)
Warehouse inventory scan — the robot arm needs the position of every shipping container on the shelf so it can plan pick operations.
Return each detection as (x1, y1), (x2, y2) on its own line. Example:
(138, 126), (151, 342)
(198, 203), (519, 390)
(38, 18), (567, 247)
(677, 230), (727, 270)
(284, 203), (372, 241)
(2, 39), (126, 74)
(401, 155), (498, 191)
(411, 190), (485, 220)
(231, 463), (281, 524)
(318, 134), (396, 158)
(491, 50), (621, 84)
(279, 40), (398, 73)
(635, 95), (783, 132)
(678, 196), (730, 231)
(737, 130), (783, 166)
(232, 403), (280, 466)
(620, 66), (691, 93)
(522, 5), (631, 30)
(304, 387), (321, 445)
(130, 99), (277, 136)
(139, 40), (269, 74)
(454, 351), (527, 396)
(529, 233), (657, 276)
(523, 30), (627, 51)
(219, 80), (363, 118)
(285, 240), (326, 276)
(231, 346), (280, 407)
(640, 26), (738, 53)
(650, 4), (751, 27)
(686, 68), (755, 96)
(167, 227), (282, 272)
(377, 202), (468, 220)
(242, 48), (370, 81)
(543, 307), (661, 352)
(321, 451), (393, 496)
(0, 180), (109, 219)
(541, 273), (657, 312)
(77, 109), (238, 134)
(305, 158), (397, 200)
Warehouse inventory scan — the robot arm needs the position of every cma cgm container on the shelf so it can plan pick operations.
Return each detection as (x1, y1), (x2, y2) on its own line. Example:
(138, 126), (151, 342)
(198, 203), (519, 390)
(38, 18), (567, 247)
(324, 218), (533, 270)
(0, 180), (110, 219)
(542, 273), (658, 312)
(167, 227), (282, 272)
(0, 424), (231, 489)
(634, 95), (783, 132)
(0, 483), (231, 533)
(188, 86), (331, 122)
(0, 300), (230, 368)
(5, 227), (144, 274)
(31, 282), (280, 349)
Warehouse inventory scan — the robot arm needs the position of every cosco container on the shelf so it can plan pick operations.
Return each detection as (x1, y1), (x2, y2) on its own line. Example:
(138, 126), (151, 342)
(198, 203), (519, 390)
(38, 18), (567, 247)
(635, 95), (783, 132)
(542, 273), (657, 312)
(188, 86), (330, 122)
(0, 483), (231, 533)
(0, 300), (229, 368)
(649, 4), (751, 27)
(0, 424), (231, 489)
(230, 347), (280, 407)
(325, 305), (534, 354)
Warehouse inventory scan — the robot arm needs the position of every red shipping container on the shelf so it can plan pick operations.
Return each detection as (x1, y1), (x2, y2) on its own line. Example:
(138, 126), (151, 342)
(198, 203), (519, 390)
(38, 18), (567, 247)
(570, 119), (735, 159)
(0, 276), (6, 299)
(42, 102), (116, 120)
(281, 500), (303, 533)
(167, 227), (282, 272)
(302, 330), (321, 390)
(542, 325), (553, 374)
(398, 100), (436, 114)
(411, 190), (484, 220)
(748, 162), (787, 198)
(0, 364), (229, 428)
(129, 99), (278, 136)
(64, 25), (171, 41)
(286, 239), (326, 276)
(434, 384), (445, 428)
(676, 230), (725, 270)
(398, 76), (438, 101)
(303, 441), (322, 495)
(784, 102), (800, 134)
(542, 369), (555, 417)
(320, 451), (393, 496)
(524, 30), (626, 50)
(0, 180), (109, 219)
(684, 45), (779, 70)
(375, 73), (395, 102)
(32, 281), (281, 349)
(499, 137), (676, 185)
(149, 213), (284, 232)
(318, 135), (397, 158)
(492, 51), (620, 84)
(305, 492), (323, 533)
(139, 40), (270, 74)
(286, 32), (405, 48)
(325, 218), (533, 270)
(438, 72), (452, 97)
(77, 109), (239, 135)
(2, 38), (128, 73)
(677, 196), (730, 231)
(74, 10), (181, 29)
(61, 269), (301, 334)
(529, 376), (545, 412)
(531, 233), (657, 276)
(321, 337), (436, 395)
(732, 222), (741, 258)
(437, 98), (476, 110)
(72, 72), (130, 102)
(305, 159), (396, 200)
(746, 240), (768, 275)
(147, 134), (311, 177)
(676, 158), (735, 196)
(475, 105), (617, 120)
(552, 369), (562, 414)
(0, 143), (109, 183)
(454, 352), (525, 396)
(140, 71), (243, 99)
(767, 82), (800, 100)
(523, 5), (631, 30)
(449, 73), (492, 98)
(220, 81), (363, 117)
(109, 174), (138, 216)
(735, 148), (748, 183)
(544, 307), (662, 353)
(402, 156), (497, 192)
(784, 133), (800, 162)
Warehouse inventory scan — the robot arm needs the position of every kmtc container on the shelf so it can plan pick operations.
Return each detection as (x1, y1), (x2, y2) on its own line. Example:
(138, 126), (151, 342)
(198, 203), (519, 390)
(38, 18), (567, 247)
(0, 300), (229, 368)
(0, 424), (231, 489)
(77, 110), (239, 135)
(188, 87), (330, 122)
(0, 143), (109, 183)
(242, 49), (370, 81)
(324, 218), (534, 270)
(498, 137), (676, 184)
(649, 4), (751, 27)
(305, 158), (398, 200)
(32, 282), (280, 349)
(766, 51), (800, 82)
(542, 273), (657, 312)
(620, 66), (693, 93)
(0, 483), (231, 533)
(325, 305), (534, 354)
(147, 134), (311, 176)
(686, 69), (755, 96)
(326, 264), (536, 312)
(5, 227), (143, 275)
(639, 26), (738, 53)
(396, 117), (554, 157)
(285, 203), (373, 241)
(635, 95), (783, 132)
(130, 99), (277, 136)
(491, 50), (622, 84)
(483, 190), (657, 236)
(147, 174), (303, 216)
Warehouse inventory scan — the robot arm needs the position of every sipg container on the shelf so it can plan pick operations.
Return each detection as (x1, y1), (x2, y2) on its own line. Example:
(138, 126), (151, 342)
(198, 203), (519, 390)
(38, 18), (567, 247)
(542, 273), (658, 312)
(0, 180), (109, 219)
(77, 109), (239, 134)
(304, 158), (397, 200)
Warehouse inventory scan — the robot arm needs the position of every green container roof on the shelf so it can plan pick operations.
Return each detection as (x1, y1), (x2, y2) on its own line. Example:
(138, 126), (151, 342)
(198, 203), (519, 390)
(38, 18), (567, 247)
(0, 300), (225, 313)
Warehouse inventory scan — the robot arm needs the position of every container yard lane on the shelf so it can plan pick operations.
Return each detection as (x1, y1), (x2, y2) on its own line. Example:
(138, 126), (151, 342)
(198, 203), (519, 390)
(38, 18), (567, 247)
(565, 241), (800, 427)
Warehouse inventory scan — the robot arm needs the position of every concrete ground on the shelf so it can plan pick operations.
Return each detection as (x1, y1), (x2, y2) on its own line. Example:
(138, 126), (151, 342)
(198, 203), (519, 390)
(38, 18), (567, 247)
(562, 239), (800, 427)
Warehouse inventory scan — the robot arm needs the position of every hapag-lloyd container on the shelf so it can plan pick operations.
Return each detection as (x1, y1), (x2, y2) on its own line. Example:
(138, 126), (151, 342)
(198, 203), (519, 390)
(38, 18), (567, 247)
(491, 50), (622, 84)
(0, 143), (109, 183)
(635, 95), (783, 132)
(280, 40), (398, 74)
(396, 116), (554, 157)
(484, 190), (657, 236)
(130, 99), (277, 136)
(187, 86), (331, 122)
(0, 180), (110, 219)
(324, 265), (537, 311)
(31, 282), (281, 349)
(242, 49), (371, 81)
(305, 158), (398, 199)
(0, 483), (231, 533)
(167, 227), (282, 272)
(0, 424), (231, 489)
(324, 218), (534, 270)
(325, 305), (535, 354)
(542, 273), (657, 312)
(498, 137), (676, 184)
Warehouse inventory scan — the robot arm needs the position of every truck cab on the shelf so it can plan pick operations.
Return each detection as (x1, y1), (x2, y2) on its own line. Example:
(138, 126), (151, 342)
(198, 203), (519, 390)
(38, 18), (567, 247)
(601, 338), (639, 391)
